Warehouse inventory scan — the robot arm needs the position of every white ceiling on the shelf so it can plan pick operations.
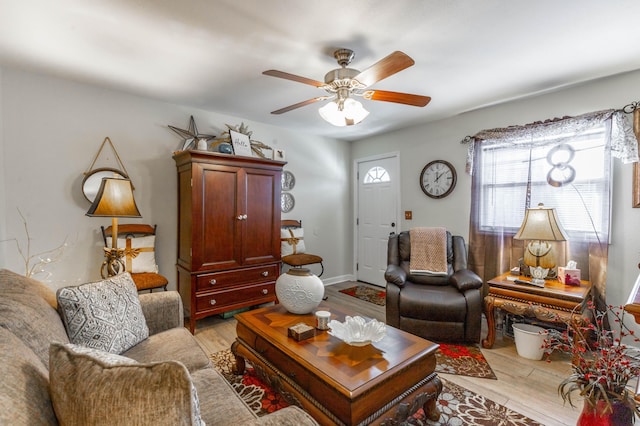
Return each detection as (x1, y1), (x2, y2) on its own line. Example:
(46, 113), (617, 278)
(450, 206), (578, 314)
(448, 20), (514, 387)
(2, 0), (640, 141)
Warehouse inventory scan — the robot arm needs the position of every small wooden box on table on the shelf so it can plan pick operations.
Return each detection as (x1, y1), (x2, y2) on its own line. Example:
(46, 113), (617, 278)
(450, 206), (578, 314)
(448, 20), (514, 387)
(483, 272), (591, 349)
(232, 303), (442, 426)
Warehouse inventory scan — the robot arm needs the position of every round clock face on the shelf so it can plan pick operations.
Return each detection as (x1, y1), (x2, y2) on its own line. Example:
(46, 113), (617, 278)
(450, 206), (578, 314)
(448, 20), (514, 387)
(420, 160), (457, 199)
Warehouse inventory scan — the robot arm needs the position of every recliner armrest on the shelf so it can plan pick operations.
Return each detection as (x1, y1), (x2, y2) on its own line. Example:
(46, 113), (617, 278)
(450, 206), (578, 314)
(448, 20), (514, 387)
(451, 269), (483, 292)
(385, 264), (407, 287)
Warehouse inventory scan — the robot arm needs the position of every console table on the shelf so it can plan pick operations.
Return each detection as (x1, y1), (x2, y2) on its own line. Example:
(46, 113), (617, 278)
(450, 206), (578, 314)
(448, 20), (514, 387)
(483, 272), (591, 349)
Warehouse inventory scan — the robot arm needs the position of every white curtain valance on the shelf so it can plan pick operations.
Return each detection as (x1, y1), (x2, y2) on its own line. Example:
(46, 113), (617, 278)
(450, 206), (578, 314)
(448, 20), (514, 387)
(464, 109), (639, 174)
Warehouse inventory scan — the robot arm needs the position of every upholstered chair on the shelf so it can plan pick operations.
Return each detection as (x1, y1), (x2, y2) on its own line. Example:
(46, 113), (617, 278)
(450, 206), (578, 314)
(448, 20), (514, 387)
(385, 230), (483, 343)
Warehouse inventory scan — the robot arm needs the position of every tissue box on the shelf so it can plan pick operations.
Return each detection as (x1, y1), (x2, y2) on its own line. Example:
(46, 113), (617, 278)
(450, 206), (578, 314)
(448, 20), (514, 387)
(558, 267), (581, 286)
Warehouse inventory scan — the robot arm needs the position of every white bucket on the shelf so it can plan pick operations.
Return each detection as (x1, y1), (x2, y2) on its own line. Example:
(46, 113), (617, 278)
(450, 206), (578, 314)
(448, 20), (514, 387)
(512, 323), (548, 360)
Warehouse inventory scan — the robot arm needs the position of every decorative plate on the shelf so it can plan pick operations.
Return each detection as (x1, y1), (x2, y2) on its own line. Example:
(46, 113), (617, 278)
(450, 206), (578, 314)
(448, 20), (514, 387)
(328, 316), (386, 346)
(281, 192), (295, 213)
(282, 171), (296, 191)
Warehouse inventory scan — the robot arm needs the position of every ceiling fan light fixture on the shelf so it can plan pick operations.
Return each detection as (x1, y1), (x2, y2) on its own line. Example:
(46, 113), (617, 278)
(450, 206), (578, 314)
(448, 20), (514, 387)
(318, 98), (369, 127)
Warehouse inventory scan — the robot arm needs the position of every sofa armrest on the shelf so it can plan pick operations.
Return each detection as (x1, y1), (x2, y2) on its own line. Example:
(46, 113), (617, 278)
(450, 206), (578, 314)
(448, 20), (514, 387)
(451, 269), (483, 292)
(384, 264), (407, 287)
(248, 406), (318, 425)
(138, 291), (184, 335)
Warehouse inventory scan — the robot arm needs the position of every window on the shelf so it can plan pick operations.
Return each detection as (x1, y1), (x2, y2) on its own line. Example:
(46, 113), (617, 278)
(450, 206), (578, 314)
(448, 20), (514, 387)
(363, 166), (390, 184)
(476, 124), (610, 242)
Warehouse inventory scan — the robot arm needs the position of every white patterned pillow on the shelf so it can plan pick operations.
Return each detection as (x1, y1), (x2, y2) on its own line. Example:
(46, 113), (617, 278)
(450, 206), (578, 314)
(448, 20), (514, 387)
(105, 235), (159, 273)
(49, 343), (205, 426)
(56, 273), (149, 354)
(281, 228), (306, 256)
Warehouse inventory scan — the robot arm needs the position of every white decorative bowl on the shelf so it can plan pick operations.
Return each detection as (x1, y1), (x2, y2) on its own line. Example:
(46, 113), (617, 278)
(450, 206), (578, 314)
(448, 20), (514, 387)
(328, 316), (386, 346)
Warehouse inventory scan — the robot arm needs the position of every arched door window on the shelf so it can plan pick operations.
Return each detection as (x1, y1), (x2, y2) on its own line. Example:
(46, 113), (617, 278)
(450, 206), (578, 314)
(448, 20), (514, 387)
(363, 166), (390, 184)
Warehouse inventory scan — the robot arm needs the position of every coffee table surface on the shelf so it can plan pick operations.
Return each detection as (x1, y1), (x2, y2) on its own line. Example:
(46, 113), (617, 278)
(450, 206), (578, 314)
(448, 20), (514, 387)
(234, 302), (439, 399)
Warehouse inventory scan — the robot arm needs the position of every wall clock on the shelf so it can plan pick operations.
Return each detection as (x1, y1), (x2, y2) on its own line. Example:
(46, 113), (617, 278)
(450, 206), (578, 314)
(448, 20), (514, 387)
(420, 160), (457, 199)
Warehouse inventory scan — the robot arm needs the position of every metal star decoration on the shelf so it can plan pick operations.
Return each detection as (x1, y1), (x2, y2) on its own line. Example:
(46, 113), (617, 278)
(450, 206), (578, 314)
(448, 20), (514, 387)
(168, 116), (216, 151)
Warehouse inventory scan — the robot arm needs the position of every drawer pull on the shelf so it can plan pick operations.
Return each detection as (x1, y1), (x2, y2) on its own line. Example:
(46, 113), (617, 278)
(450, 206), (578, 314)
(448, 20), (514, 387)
(210, 299), (217, 306)
(262, 289), (268, 295)
(209, 279), (217, 285)
(261, 271), (269, 277)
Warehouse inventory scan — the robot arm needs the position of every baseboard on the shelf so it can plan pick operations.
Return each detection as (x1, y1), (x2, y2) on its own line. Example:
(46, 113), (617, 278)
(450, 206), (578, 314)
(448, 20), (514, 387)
(321, 274), (355, 286)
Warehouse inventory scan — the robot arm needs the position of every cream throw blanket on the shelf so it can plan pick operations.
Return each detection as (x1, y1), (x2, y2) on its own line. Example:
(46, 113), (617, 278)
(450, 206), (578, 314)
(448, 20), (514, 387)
(409, 227), (448, 276)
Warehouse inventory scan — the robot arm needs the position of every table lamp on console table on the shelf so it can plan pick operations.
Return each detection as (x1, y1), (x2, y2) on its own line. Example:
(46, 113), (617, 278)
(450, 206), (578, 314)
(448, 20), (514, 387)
(513, 203), (568, 286)
(86, 177), (142, 278)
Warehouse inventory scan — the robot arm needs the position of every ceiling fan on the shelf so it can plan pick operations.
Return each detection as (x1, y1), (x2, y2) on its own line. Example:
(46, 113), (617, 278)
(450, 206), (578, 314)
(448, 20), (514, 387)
(263, 48), (431, 126)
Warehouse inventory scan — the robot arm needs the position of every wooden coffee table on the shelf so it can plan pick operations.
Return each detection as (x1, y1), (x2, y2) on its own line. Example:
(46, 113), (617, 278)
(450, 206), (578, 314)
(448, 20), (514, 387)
(232, 303), (442, 426)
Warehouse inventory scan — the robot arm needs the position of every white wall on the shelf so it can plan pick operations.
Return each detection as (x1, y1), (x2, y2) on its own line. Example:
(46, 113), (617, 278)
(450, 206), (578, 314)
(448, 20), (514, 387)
(0, 68), (353, 289)
(352, 69), (640, 328)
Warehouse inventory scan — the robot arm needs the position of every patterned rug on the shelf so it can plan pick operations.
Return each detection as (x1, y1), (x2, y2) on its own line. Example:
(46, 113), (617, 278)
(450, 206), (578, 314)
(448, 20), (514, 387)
(211, 349), (541, 425)
(435, 343), (497, 380)
(339, 285), (386, 306)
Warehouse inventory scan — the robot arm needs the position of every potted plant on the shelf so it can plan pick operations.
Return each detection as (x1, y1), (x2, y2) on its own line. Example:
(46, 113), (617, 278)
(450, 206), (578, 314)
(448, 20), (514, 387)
(543, 300), (640, 425)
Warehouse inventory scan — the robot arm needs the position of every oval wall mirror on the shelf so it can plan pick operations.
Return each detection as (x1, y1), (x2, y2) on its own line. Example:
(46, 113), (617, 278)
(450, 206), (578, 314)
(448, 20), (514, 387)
(82, 168), (128, 203)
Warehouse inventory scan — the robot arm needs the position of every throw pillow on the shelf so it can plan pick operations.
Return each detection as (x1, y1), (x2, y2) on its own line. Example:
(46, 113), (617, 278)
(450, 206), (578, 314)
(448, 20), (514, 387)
(105, 235), (159, 273)
(49, 343), (204, 426)
(281, 228), (306, 256)
(56, 273), (149, 354)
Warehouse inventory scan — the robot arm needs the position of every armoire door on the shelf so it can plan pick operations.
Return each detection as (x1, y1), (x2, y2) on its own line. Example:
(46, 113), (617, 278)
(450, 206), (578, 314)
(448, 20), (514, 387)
(241, 167), (281, 265)
(192, 163), (243, 271)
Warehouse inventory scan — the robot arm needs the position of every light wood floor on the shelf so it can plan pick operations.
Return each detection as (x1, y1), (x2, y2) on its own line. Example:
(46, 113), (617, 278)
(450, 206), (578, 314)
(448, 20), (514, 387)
(193, 281), (586, 425)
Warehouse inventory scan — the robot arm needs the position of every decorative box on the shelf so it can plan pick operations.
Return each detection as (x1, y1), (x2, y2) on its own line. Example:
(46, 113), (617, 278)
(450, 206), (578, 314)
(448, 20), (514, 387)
(288, 323), (315, 341)
(558, 267), (581, 286)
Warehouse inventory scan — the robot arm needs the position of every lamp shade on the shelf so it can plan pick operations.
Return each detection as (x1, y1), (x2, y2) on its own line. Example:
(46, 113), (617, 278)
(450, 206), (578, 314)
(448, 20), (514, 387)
(86, 178), (142, 218)
(513, 203), (567, 242)
(319, 98), (369, 127)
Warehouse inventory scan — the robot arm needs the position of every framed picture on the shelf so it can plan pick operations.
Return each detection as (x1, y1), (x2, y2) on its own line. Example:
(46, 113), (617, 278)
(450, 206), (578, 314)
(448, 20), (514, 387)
(274, 149), (286, 161)
(229, 130), (253, 157)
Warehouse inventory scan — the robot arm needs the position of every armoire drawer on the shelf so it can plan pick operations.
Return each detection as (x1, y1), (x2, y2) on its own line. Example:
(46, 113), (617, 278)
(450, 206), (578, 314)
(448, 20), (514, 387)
(196, 264), (279, 292)
(195, 282), (276, 312)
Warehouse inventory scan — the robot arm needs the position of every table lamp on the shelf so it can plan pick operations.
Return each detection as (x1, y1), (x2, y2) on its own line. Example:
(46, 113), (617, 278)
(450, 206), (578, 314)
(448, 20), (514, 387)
(86, 177), (142, 277)
(513, 203), (568, 285)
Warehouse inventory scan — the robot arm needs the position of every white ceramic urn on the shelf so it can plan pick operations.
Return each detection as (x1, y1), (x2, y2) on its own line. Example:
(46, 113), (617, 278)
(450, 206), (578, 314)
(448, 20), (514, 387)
(275, 268), (324, 314)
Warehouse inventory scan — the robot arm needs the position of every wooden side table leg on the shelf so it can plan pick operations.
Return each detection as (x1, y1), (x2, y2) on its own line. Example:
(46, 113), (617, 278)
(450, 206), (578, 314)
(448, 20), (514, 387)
(482, 295), (496, 349)
(423, 375), (443, 421)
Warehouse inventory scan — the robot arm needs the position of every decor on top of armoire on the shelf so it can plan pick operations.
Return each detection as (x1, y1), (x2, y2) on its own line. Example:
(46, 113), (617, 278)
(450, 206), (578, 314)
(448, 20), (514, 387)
(168, 115), (216, 152)
(174, 150), (285, 333)
(216, 123), (275, 159)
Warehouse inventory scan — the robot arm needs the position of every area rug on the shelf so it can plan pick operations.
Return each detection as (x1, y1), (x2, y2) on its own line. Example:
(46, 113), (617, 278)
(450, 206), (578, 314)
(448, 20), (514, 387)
(339, 285), (386, 306)
(435, 343), (497, 380)
(211, 349), (541, 425)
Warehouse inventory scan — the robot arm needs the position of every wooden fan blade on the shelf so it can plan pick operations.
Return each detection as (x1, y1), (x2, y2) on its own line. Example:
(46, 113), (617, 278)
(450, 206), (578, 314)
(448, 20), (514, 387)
(363, 90), (431, 107)
(354, 51), (415, 87)
(271, 96), (330, 114)
(263, 70), (325, 87)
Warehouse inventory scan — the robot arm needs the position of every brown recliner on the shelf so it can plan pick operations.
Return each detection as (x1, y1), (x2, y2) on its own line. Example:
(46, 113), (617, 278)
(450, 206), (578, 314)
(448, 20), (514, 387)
(385, 230), (483, 343)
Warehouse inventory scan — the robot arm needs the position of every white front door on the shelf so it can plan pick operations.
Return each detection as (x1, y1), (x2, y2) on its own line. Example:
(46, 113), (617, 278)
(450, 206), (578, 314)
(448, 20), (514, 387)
(356, 154), (400, 286)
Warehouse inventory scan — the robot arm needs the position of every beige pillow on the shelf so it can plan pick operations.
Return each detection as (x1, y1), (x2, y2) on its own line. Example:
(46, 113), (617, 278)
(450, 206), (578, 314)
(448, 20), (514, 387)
(56, 273), (149, 354)
(105, 235), (159, 273)
(49, 343), (204, 426)
(281, 228), (306, 256)
(0, 268), (57, 308)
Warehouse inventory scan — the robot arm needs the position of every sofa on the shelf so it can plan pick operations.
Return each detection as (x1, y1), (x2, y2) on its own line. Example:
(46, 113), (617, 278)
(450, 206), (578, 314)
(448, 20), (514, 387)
(0, 269), (318, 425)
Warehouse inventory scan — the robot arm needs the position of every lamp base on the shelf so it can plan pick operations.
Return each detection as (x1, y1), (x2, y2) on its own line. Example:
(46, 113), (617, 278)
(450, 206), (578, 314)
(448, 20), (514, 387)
(101, 247), (126, 278)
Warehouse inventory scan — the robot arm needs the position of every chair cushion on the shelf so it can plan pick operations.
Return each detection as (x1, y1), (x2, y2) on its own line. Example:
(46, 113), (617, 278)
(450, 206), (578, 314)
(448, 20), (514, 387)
(398, 282), (468, 323)
(49, 343), (204, 426)
(106, 235), (159, 273)
(281, 227), (306, 256)
(131, 272), (169, 291)
(282, 253), (323, 266)
(56, 273), (149, 354)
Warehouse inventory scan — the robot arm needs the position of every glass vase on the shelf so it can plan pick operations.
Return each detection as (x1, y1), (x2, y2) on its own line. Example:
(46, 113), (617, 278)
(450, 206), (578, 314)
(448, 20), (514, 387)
(576, 399), (634, 426)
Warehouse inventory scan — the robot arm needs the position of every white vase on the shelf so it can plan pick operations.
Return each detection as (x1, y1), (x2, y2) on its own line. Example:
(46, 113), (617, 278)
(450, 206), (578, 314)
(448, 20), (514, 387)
(275, 268), (324, 314)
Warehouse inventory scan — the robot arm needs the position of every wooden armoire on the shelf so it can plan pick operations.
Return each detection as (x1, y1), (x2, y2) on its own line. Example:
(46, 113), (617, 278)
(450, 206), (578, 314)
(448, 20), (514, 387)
(173, 150), (284, 333)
